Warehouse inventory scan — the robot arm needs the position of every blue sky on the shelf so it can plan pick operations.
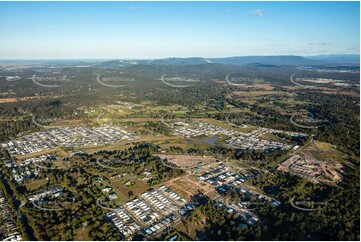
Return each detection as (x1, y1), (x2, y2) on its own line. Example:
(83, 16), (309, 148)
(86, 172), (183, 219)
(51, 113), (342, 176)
(0, 1), (359, 59)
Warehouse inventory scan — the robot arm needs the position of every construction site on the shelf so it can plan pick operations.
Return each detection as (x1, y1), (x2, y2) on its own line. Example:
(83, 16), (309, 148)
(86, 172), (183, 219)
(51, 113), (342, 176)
(277, 154), (343, 184)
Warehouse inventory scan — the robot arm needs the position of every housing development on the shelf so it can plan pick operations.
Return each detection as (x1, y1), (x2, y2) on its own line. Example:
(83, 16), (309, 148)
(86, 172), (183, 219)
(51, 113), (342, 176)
(2, 126), (139, 157)
(0, 188), (22, 241)
(172, 121), (238, 137)
(0, 1), (359, 241)
(106, 185), (187, 238)
(226, 128), (306, 151)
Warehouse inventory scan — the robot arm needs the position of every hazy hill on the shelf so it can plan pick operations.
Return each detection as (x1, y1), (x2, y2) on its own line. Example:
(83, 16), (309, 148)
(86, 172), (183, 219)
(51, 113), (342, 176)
(308, 54), (360, 65)
(95, 54), (360, 68)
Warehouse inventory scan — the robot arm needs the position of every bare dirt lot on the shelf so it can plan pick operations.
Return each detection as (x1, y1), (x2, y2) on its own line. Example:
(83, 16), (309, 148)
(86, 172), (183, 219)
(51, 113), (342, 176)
(162, 175), (218, 200)
(154, 154), (216, 171)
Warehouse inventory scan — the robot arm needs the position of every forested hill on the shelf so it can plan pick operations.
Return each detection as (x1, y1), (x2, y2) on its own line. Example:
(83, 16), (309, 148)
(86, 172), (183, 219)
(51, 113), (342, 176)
(96, 55), (360, 68)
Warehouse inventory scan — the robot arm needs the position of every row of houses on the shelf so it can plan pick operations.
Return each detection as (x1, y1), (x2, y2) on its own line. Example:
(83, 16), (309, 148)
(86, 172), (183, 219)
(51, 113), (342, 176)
(140, 189), (176, 216)
(106, 208), (140, 238)
(2, 126), (139, 157)
(226, 134), (291, 151)
(198, 161), (279, 211)
(172, 121), (237, 137)
(171, 119), (305, 151)
(198, 163), (229, 181)
(214, 200), (259, 226)
(27, 186), (63, 202)
(226, 127), (306, 151)
(157, 185), (187, 206)
(106, 185), (187, 238)
(17, 154), (57, 167)
(140, 213), (178, 236)
(4, 159), (41, 185)
(124, 198), (161, 226)
(0, 188), (22, 241)
(197, 163), (255, 193)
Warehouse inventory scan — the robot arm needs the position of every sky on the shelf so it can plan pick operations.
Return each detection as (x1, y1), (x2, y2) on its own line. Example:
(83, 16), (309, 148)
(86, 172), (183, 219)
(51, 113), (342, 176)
(0, 1), (359, 59)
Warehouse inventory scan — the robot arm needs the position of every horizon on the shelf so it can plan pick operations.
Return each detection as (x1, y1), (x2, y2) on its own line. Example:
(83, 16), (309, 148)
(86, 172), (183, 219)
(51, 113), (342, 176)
(0, 1), (359, 59)
(0, 53), (360, 62)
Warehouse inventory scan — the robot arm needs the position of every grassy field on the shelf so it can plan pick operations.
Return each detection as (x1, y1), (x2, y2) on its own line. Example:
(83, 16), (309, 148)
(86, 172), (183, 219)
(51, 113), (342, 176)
(231, 90), (290, 97)
(314, 141), (336, 151)
(149, 105), (188, 112)
(260, 132), (283, 142)
(86, 135), (187, 154)
(110, 179), (150, 203)
(0, 95), (63, 103)
(196, 118), (255, 133)
(25, 179), (47, 191)
(174, 209), (207, 240)
(15, 147), (69, 161)
(51, 119), (87, 126)
(73, 225), (90, 241)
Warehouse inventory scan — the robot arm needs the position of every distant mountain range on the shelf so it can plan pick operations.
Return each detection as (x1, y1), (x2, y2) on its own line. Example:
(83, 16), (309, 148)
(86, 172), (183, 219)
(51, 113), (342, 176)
(307, 54), (360, 65)
(97, 54), (360, 68)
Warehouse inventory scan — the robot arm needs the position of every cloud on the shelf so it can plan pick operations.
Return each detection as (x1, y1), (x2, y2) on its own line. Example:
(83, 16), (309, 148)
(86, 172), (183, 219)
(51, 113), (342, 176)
(249, 10), (263, 17)
(346, 45), (360, 51)
(130, 6), (141, 10)
(308, 42), (331, 46)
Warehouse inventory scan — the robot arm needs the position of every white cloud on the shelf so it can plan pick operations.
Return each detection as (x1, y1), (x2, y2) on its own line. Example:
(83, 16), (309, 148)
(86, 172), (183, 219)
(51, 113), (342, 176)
(130, 6), (141, 10)
(308, 42), (331, 46)
(249, 10), (263, 17)
(347, 45), (360, 51)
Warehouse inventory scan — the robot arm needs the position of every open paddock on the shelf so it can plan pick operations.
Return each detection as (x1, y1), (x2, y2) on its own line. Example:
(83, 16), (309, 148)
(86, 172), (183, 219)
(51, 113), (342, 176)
(155, 154), (216, 171)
